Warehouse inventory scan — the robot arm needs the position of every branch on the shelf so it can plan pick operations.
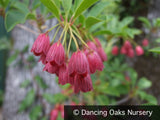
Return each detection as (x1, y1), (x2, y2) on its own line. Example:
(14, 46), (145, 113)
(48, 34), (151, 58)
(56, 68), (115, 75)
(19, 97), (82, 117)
(116, 95), (131, 105)
(16, 24), (39, 35)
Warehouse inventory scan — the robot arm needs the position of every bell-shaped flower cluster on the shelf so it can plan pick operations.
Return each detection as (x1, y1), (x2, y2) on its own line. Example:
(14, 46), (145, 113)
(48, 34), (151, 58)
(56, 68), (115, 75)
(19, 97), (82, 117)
(31, 34), (107, 93)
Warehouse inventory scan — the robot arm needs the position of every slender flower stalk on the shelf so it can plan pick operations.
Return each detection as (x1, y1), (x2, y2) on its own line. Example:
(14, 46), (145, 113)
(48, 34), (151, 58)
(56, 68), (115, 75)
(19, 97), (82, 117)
(51, 26), (61, 44)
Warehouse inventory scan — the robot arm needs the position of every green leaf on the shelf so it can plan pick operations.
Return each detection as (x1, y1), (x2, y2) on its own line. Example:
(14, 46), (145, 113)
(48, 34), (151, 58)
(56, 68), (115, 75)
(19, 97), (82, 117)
(73, 0), (83, 11)
(74, 0), (99, 20)
(149, 47), (160, 54)
(125, 28), (142, 38)
(153, 18), (160, 27)
(21, 80), (30, 88)
(138, 17), (151, 28)
(40, 0), (60, 20)
(88, 1), (110, 17)
(138, 91), (157, 105)
(96, 95), (109, 105)
(62, 0), (72, 14)
(138, 78), (152, 89)
(32, 0), (41, 10)
(5, 4), (29, 32)
(0, 37), (10, 50)
(35, 75), (48, 89)
(19, 89), (35, 112)
(43, 93), (66, 104)
(120, 17), (134, 28)
(29, 105), (42, 120)
(85, 16), (101, 29)
(93, 30), (112, 36)
(6, 50), (19, 66)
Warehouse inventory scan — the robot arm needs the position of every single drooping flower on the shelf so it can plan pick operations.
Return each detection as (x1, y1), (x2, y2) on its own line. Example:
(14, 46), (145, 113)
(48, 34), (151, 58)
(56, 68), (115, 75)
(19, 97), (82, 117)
(86, 50), (104, 73)
(68, 51), (90, 77)
(97, 47), (107, 62)
(94, 38), (107, 62)
(136, 46), (144, 56)
(46, 42), (65, 66)
(142, 39), (149, 47)
(112, 46), (119, 55)
(31, 33), (50, 56)
(67, 51), (94, 93)
(44, 42), (65, 75)
(74, 74), (93, 93)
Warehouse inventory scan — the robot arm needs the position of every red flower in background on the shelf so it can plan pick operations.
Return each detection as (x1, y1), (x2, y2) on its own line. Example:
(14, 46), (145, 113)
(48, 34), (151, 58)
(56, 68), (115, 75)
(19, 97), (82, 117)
(136, 46), (144, 56)
(127, 48), (134, 58)
(112, 46), (119, 55)
(50, 104), (64, 120)
(142, 39), (149, 47)
(50, 109), (59, 120)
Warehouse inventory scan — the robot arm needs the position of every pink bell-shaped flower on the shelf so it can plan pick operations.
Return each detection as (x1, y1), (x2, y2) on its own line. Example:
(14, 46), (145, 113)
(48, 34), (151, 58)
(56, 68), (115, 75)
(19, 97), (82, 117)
(68, 51), (90, 77)
(46, 42), (65, 66)
(86, 51), (104, 73)
(31, 33), (50, 56)
(74, 74), (93, 93)
(97, 47), (107, 62)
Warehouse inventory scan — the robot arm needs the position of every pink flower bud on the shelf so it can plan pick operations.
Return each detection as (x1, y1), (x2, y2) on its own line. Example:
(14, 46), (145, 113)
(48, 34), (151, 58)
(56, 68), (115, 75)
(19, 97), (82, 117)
(86, 51), (104, 73)
(142, 39), (149, 47)
(112, 46), (119, 55)
(136, 46), (144, 56)
(31, 33), (50, 56)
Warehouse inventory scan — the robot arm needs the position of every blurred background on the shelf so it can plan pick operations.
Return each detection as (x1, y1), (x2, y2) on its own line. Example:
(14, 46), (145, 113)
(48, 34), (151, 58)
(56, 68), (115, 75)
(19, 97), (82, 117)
(0, 0), (160, 120)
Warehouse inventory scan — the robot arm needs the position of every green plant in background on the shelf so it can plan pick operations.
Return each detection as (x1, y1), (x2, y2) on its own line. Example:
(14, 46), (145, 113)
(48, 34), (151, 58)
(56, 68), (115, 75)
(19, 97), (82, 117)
(138, 17), (160, 54)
